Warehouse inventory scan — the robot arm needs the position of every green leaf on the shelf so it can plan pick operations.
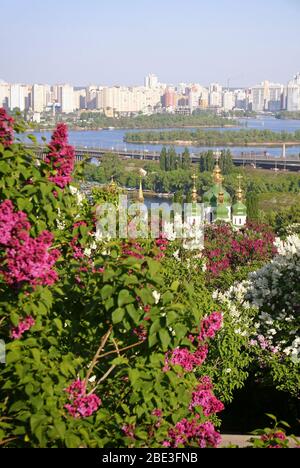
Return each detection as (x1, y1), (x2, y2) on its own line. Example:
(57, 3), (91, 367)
(158, 329), (171, 351)
(30, 414), (48, 435)
(101, 284), (114, 300)
(147, 258), (161, 277)
(111, 356), (129, 366)
(171, 280), (180, 291)
(161, 291), (174, 305)
(129, 368), (139, 385)
(126, 304), (140, 324)
(53, 318), (63, 332)
(112, 308), (125, 324)
(65, 433), (81, 448)
(53, 420), (66, 440)
(118, 289), (135, 307)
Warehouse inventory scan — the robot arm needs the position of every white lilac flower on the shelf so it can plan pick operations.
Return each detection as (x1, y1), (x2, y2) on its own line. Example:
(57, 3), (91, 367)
(152, 290), (161, 304)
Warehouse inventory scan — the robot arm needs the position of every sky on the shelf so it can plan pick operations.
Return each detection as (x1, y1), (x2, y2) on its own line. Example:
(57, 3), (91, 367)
(0, 0), (299, 87)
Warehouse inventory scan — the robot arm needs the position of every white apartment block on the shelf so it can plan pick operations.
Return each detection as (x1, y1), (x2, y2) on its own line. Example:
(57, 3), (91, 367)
(32, 84), (46, 113)
(0, 81), (10, 107)
(222, 90), (235, 111)
(59, 84), (75, 113)
(144, 73), (159, 89)
(97, 86), (161, 114)
(209, 83), (222, 107)
(251, 80), (283, 112)
(188, 84), (208, 110)
(10, 84), (25, 110)
(287, 73), (300, 111)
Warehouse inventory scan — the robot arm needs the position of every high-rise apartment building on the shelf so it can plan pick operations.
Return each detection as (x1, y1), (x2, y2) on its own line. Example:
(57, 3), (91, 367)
(96, 86), (161, 114)
(188, 84), (208, 111)
(9, 84), (29, 111)
(251, 81), (283, 111)
(163, 87), (176, 109)
(287, 73), (300, 111)
(0, 81), (10, 107)
(144, 73), (159, 89)
(32, 84), (46, 113)
(59, 84), (75, 113)
(222, 90), (235, 111)
(209, 83), (222, 108)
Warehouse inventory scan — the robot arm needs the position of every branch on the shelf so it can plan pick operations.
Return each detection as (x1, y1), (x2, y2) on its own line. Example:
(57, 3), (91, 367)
(84, 326), (112, 387)
(0, 437), (18, 447)
(88, 339), (120, 394)
(88, 364), (116, 394)
(98, 340), (144, 359)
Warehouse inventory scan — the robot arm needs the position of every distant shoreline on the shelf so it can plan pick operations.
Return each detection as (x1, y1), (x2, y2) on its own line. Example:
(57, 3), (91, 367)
(26, 124), (238, 133)
(124, 139), (300, 148)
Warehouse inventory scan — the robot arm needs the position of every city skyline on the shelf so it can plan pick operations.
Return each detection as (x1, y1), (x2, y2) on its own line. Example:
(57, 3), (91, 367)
(0, 0), (299, 87)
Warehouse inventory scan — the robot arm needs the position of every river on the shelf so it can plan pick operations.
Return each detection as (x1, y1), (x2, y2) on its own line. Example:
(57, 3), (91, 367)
(21, 116), (300, 157)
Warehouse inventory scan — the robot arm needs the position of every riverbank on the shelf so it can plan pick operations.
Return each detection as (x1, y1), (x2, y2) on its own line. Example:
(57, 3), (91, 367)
(124, 138), (300, 147)
(27, 123), (239, 132)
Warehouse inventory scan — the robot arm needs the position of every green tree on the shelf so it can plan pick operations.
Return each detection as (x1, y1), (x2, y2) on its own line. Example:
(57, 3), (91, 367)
(168, 146), (177, 171)
(160, 146), (167, 171)
(182, 147), (190, 170)
(220, 149), (234, 175)
(246, 191), (259, 221)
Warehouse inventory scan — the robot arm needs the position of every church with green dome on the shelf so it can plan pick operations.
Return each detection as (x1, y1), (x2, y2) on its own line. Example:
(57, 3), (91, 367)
(189, 158), (247, 229)
(202, 160), (247, 227)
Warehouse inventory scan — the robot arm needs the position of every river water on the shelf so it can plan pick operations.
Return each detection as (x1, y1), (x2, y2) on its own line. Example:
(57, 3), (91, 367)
(21, 116), (300, 157)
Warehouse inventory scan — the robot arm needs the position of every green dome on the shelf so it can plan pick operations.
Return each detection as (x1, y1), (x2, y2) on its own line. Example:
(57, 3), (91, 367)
(216, 203), (229, 220)
(203, 184), (231, 206)
(232, 201), (247, 216)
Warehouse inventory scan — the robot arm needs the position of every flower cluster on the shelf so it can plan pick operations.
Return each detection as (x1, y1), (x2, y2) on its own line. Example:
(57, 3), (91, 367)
(198, 311), (223, 341)
(45, 123), (75, 188)
(122, 424), (135, 439)
(212, 281), (253, 337)
(10, 316), (35, 340)
(163, 418), (221, 448)
(189, 376), (224, 416)
(204, 223), (275, 277)
(65, 379), (101, 418)
(164, 345), (208, 372)
(164, 312), (222, 372)
(133, 325), (147, 341)
(260, 431), (287, 448)
(122, 241), (144, 259)
(0, 107), (14, 147)
(0, 200), (60, 287)
(247, 234), (300, 359)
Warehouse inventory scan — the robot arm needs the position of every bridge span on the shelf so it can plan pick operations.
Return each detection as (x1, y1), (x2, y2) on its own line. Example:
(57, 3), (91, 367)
(28, 145), (300, 172)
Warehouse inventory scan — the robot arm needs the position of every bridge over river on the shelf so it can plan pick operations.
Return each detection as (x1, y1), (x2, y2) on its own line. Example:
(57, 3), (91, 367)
(29, 145), (300, 172)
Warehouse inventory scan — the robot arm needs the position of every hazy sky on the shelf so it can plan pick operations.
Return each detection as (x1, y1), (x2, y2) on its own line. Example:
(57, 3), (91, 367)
(1, 0), (299, 87)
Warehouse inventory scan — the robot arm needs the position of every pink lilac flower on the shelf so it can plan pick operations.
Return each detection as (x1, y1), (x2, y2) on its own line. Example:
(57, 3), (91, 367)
(0, 200), (60, 288)
(152, 409), (163, 418)
(122, 424), (135, 439)
(65, 379), (101, 418)
(164, 344), (208, 372)
(70, 236), (85, 259)
(0, 108), (14, 147)
(163, 418), (221, 448)
(198, 312), (223, 342)
(261, 432), (286, 443)
(1, 230), (60, 287)
(189, 381), (224, 416)
(133, 325), (147, 342)
(10, 316), (35, 340)
(45, 123), (75, 189)
(0, 199), (30, 246)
